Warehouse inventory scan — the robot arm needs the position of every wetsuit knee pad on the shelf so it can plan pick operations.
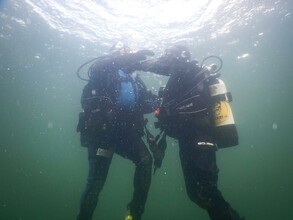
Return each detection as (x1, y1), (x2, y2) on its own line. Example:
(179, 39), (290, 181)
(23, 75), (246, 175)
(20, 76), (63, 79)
(95, 148), (114, 159)
(185, 186), (213, 209)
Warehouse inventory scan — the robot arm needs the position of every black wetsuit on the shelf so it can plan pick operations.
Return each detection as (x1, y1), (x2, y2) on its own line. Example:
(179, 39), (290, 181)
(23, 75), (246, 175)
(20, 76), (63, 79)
(142, 54), (243, 220)
(76, 52), (158, 220)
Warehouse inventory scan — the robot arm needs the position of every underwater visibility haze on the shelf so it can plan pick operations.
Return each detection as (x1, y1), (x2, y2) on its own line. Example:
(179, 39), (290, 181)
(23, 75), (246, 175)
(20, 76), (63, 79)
(1, 0), (293, 219)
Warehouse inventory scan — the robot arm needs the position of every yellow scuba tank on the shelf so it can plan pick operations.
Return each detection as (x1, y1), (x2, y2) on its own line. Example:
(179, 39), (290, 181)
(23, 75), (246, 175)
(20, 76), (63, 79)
(208, 78), (239, 148)
(199, 56), (239, 148)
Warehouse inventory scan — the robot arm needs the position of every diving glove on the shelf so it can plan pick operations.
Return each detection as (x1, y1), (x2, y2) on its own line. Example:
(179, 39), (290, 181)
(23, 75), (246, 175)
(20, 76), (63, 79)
(147, 132), (167, 174)
(134, 49), (154, 61)
(152, 132), (167, 173)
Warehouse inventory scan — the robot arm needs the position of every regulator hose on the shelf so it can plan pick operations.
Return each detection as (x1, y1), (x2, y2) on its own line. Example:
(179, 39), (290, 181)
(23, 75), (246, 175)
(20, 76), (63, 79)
(76, 57), (100, 81)
(200, 55), (223, 74)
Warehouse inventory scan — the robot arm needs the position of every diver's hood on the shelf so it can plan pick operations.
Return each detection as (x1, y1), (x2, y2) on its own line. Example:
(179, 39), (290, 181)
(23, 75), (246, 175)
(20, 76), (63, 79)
(163, 45), (191, 62)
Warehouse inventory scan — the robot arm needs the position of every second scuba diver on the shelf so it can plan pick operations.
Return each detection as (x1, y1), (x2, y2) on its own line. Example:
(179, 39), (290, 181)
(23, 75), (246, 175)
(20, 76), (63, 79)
(140, 45), (244, 220)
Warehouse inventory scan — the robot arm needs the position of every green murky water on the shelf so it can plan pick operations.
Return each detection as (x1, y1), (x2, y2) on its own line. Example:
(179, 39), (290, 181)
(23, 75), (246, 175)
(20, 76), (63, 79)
(1, 0), (293, 219)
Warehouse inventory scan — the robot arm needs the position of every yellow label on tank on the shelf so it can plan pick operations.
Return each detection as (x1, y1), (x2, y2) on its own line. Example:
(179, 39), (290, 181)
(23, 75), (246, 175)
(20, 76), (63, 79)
(213, 101), (233, 126)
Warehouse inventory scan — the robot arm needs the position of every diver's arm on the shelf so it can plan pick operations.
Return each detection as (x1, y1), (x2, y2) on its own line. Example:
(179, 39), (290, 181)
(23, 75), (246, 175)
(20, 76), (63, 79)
(140, 59), (202, 77)
(81, 82), (94, 110)
(109, 50), (155, 72)
(139, 59), (172, 76)
(89, 50), (154, 75)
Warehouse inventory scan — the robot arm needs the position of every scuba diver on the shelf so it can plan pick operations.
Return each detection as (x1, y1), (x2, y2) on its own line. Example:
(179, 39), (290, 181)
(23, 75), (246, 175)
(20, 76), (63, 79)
(140, 45), (244, 220)
(76, 42), (160, 220)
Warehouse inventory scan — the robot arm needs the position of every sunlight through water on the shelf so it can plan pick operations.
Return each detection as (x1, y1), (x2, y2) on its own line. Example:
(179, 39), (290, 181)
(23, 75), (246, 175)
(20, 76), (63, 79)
(17, 0), (287, 47)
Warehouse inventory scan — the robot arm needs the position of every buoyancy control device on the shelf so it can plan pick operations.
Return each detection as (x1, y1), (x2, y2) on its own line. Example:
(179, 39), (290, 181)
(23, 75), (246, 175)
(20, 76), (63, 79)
(76, 58), (142, 147)
(115, 70), (139, 111)
(155, 56), (238, 148)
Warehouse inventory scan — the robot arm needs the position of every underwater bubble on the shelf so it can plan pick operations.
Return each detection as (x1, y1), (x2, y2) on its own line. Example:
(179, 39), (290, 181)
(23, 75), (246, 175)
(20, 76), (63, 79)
(91, 89), (97, 95)
(48, 121), (54, 128)
(237, 53), (250, 59)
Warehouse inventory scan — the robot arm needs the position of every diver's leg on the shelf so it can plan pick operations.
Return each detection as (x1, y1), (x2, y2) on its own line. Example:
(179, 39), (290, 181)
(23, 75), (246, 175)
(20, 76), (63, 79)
(76, 146), (113, 220)
(179, 139), (242, 220)
(117, 138), (153, 220)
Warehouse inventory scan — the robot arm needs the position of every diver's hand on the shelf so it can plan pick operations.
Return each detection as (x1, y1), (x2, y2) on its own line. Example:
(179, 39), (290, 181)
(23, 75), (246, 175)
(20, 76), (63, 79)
(150, 143), (165, 168)
(133, 49), (155, 61)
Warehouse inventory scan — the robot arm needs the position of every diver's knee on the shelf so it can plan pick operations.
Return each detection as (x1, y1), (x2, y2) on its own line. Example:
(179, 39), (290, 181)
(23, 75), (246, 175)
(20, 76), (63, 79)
(95, 148), (114, 158)
(186, 188), (211, 209)
(137, 153), (153, 169)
